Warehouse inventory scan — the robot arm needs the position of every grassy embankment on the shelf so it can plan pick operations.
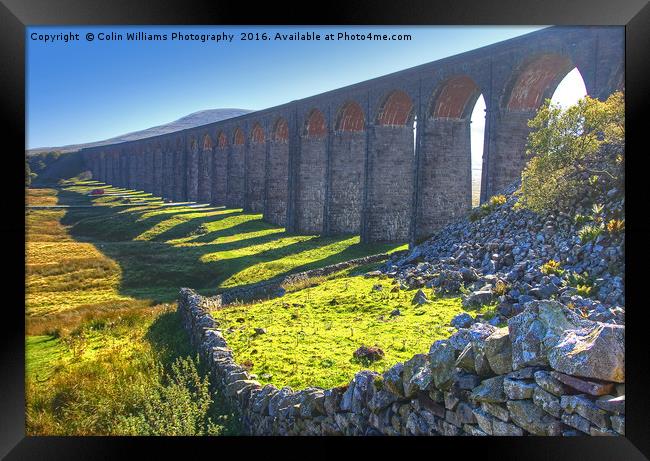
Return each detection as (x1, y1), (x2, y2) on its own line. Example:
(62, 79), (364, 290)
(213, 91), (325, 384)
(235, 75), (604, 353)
(25, 181), (404, 434)
(213, 274), (472, 390)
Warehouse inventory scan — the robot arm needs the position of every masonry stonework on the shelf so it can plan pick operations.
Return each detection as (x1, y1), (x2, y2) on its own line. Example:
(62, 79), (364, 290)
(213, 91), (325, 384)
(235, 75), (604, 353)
(162, 148), (174, 200)
(198, 147), (213, 203)
(174, 149), (187, 201)
(294, 136), (327, 234)
(415, 119), (472, 242)
(153, 146), (164, 197)
(246, 139), (267, 213)
(364, 126), (414, 242)
(327, 132), (365, 234)
(265, 139), (289, 226)
(212, 147), (228, 206)
(186, 141), (199, 202)
(80, 26), (623, 245)
(227, 145), (245, 208)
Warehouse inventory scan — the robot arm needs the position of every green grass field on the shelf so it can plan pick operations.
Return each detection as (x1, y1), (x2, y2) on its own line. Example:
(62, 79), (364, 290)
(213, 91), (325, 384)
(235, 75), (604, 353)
(25, 180), (406, 435)
(212, 272), (478, 390)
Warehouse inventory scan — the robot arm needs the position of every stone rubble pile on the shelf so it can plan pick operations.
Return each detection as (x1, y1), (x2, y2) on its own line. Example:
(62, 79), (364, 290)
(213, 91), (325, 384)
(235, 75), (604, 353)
(383, 180), (624, 326)
(179, 289), (624, 436)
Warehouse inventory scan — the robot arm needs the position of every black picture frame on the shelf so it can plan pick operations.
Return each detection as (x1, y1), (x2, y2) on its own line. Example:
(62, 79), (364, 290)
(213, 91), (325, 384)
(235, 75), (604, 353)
(3, 0), (648, 458)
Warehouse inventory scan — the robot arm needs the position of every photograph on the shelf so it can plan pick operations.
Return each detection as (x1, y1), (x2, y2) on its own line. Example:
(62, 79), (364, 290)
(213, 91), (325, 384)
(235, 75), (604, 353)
(22, 22), (629, 439)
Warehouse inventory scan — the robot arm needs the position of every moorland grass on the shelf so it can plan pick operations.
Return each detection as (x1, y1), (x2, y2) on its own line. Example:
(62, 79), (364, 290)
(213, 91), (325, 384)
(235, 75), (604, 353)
(25, 181), (404, 435)
(26, 306), (240, 435)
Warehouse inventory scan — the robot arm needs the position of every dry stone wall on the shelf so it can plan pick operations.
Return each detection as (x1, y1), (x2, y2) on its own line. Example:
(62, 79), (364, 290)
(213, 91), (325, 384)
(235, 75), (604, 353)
(179, 290), (624, 436)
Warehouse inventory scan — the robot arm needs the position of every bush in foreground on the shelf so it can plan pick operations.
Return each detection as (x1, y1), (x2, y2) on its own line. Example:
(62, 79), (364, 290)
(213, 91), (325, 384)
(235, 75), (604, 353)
(516, 92), (624, 213)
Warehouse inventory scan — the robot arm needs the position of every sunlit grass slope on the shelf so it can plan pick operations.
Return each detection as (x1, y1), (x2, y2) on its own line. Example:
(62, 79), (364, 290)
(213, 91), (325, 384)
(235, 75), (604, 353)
(212, 272), (490, 390)
(25, 180), (405, 435)
(26, 181), (404, 319)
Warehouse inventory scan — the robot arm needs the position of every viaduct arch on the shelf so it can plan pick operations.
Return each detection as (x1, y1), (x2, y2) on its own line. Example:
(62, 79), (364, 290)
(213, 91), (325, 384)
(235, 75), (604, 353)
(83, 26), (623, 245)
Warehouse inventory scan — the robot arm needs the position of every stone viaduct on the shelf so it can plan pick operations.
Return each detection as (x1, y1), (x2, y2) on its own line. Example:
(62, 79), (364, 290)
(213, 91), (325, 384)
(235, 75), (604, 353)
(82, 26), (623, 244)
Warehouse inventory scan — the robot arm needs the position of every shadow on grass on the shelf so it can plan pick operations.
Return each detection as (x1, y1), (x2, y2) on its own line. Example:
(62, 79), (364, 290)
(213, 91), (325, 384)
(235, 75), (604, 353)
(53, 184), (395, 304)
(145, 310), (194, 368)
(144, 309), (243, 435)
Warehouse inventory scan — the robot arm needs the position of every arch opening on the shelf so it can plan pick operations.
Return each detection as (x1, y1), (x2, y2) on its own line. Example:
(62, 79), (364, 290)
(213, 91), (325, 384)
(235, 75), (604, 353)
(549, 67), (588, 109)
(336, 101), (365, 132)
(217, 132), (228, 149)
(233, 128), (245, 146)
(507, 54), (576, 111)
(470, 95), (486, 207)
(202, 135), (213, 150)
(377, 90), (413, 126)
(273, 117), (289, 143)
(251, 123), (265, 144)
(305, 109), (327, 138)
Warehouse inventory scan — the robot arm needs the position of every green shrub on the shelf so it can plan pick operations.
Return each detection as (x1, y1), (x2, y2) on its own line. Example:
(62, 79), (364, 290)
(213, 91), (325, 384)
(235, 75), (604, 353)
(564, 271), (595, 298)
(606, 218), (625, 234)
(469, 195), (507, 222)
(493, 280), (509, 297)
(516, 92), (624, 213)
(575, 284), (593, 297)
(540, 260), (564, 276)
(489, 195), (507, 207)
(574, 214), (591, 226)
(116, 356), (223, 436)
(578, 224), (603, 243)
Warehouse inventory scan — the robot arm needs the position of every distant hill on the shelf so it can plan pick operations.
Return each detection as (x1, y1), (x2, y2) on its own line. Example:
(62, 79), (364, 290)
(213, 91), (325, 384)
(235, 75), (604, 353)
(27, 108), (253, 155)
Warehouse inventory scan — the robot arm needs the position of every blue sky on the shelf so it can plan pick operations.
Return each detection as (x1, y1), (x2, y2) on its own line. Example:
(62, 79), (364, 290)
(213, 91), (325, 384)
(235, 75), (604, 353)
(26, 25), (572, 149)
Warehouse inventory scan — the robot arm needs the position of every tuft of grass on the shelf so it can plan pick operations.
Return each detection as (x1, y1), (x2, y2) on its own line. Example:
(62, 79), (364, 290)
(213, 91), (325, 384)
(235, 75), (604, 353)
(578, 224), (603, 243)
(540, 259), (564, 276)
(564, 271), (596, 298)
(606, 218), (625, 234)
(469, 194), (507, 222)
(26, 308), (240, 436)
(493, 280), (509, 297)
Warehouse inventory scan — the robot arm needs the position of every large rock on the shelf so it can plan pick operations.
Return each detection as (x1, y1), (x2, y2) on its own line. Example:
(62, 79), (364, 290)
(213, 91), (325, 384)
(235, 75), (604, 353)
(503, 377), (536, 400)
(412, 289), (430, 305)
(451, 312), (475, 329)
(532, 385), (561, 417)
(548, 323), (625, 383)
(483, 327), (513, 374)
(341, 370), (378, 413)
(560, 394), (610, 429)
(455, 343), (476, 372)
(428, 341), (456, 390)
(551, 371), (615, 396)
(533, 370), (570, 396)
(508, 300), (589, 370)
(403, 354), (429, 396)
(298, 388), (326, 417)
(382, 362), (405, 397)
(323, 386), (346, 414)
(449, 323), (497, 352)
(462, 288), (494, 308)
(367, 390), (399, 413)
(507, 400), (562, 436)
(470, 376), (506, 403)
(250, 384), (278, 415)
(596, 395), (624, 414)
